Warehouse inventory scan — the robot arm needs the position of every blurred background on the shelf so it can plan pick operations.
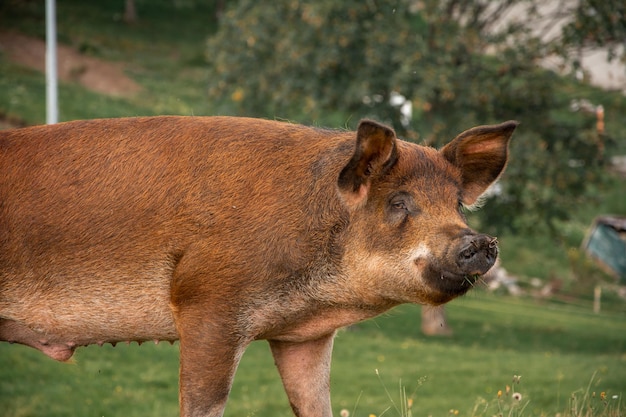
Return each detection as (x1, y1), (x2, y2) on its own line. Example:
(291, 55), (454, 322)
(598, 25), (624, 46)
(0, 1), (624, 416)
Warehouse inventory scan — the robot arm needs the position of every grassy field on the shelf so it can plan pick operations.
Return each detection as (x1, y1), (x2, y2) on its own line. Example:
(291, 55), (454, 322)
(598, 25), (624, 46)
(1, 291), (624, 417)
(1, 1), (625, 416)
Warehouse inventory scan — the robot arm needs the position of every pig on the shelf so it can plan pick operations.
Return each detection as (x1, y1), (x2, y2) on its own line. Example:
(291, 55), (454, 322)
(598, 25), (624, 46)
(0, 116), (517, 417)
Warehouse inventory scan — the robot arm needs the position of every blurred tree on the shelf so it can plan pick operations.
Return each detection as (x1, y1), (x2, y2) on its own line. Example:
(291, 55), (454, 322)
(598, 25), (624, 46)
(561, 0), (626, 62)
(207, 0), (612, 236)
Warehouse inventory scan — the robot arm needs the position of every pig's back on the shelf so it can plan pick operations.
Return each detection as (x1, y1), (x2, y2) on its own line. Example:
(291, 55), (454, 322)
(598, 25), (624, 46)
(0, 117), (353, 344)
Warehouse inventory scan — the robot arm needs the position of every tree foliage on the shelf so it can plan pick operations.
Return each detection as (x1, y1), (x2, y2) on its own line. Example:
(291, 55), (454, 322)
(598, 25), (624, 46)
(206, 0), (614, 236)
(561, 0), (626, 62)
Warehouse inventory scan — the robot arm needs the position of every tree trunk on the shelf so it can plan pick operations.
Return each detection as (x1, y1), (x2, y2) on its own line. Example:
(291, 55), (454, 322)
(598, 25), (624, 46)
(421, 305), (453, 336)
(124, 0), (137, 24)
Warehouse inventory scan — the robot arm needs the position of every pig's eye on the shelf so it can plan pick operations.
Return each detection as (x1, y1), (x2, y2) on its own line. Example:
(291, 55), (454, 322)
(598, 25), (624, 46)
(387, 192), (416, 226)
(388, 192), (416, 216)
(392, 200), (408, 211)
(389, 195), (410, 212)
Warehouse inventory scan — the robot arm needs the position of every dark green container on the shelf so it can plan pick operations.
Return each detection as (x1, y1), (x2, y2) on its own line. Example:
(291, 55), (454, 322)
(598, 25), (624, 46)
(582, 216), (626, 284)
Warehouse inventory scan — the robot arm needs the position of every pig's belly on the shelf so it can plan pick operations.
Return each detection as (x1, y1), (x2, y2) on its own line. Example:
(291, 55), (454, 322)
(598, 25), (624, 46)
(0, 274), (179, 361)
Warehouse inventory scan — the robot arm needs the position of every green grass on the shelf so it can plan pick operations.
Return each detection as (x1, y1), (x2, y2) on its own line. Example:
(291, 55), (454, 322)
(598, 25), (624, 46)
(1, 292), (624, 417)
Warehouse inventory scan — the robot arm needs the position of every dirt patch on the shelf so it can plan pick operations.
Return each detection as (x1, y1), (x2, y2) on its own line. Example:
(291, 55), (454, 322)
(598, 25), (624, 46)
(0, 31), (142, 97)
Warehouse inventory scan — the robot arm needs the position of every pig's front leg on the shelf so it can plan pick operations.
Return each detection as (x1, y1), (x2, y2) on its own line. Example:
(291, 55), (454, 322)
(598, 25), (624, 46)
(269, 333), (335, 417)
(174, 305), (248, 417)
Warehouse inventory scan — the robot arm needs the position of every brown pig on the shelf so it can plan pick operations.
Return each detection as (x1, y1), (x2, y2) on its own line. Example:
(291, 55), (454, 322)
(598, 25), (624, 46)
(0, 116), (517, 417)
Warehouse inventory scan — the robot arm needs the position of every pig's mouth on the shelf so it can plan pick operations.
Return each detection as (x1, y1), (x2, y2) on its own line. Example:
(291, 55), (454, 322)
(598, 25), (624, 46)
(419, 233), (497, 303)
(421, 265), (484, 303)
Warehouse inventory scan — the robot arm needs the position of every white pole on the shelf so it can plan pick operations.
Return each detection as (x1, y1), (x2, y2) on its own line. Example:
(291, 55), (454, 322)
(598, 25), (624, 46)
(46, 0), (58, 124)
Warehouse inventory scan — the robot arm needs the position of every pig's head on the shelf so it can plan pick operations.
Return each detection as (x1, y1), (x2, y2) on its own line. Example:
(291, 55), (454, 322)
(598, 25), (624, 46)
(338, 120), (517, 305)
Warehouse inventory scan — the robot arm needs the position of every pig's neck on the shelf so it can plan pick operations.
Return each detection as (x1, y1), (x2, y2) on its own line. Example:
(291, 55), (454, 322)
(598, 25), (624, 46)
(247, 277), (398, 343)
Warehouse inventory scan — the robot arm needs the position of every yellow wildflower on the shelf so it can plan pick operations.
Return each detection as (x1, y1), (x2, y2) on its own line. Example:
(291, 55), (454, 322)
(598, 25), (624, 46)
(231, 88), (244, 102)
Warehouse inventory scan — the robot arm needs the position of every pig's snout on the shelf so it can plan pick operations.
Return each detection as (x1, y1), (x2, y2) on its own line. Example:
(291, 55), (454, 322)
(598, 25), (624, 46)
(456, 234), (498, 276)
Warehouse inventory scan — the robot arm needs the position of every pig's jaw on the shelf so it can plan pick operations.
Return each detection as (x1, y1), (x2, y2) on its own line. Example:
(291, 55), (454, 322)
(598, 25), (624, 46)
(420, 266), (481, 304)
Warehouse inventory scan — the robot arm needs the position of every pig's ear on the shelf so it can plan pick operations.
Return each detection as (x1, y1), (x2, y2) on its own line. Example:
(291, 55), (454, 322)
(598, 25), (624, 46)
(441, 121), (518, 206)
(338, 120), (397, 208)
